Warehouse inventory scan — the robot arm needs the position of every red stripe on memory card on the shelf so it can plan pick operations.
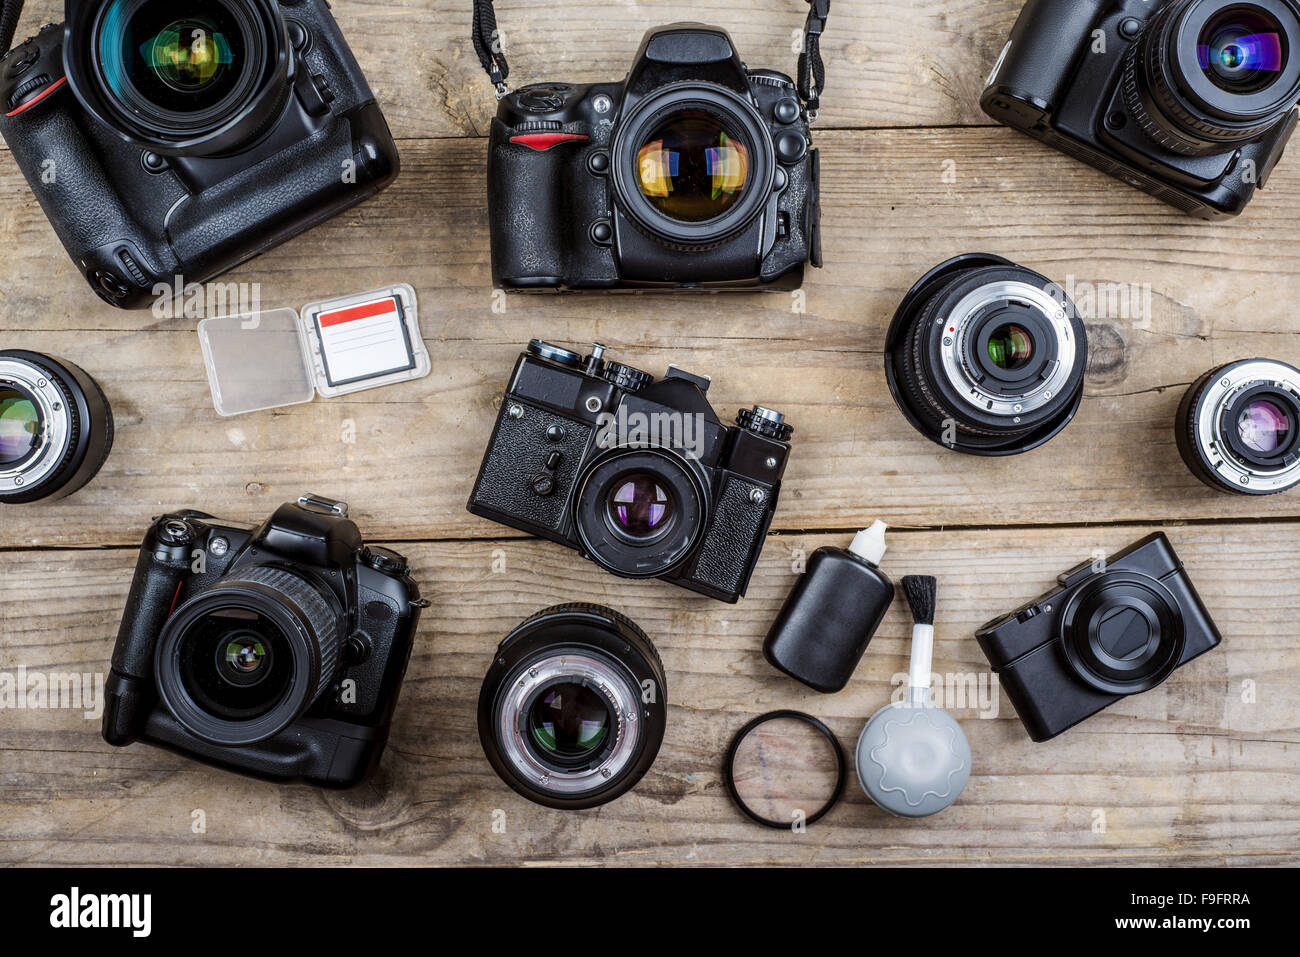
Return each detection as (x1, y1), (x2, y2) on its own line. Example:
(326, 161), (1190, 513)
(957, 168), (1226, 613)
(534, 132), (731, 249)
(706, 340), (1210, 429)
(318, 298), (398, 327)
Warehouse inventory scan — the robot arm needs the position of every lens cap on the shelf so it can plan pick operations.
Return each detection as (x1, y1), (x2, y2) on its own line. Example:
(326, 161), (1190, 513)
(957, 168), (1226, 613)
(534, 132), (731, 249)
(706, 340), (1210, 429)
(1060, 572), (1186, 695)
(724, 711), (846, 829)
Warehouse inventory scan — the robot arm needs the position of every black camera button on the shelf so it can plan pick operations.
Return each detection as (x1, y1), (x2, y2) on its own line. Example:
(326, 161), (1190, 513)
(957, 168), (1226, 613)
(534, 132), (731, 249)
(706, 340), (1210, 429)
(546, 424), (567, 443)
(287, 20), (312, 53)
(1119, 17), (1144, 40)
(588, 150), (610, 174)
(773, 97), (800, 125)
(775, 130), (807, 165)
(141, 152), (169, 174)
(5, 48), (39, 80)
(361, 546), (409, 577)
(545, 451), (563, 471)
(92, 270), (130, 301)
(590, 220), (613, 245)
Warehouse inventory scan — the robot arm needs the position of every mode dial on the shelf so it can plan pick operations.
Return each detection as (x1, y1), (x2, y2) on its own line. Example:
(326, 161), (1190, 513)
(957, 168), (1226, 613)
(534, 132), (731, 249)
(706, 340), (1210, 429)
(602, 361), (654, 392)
(737, 405), (794, 441)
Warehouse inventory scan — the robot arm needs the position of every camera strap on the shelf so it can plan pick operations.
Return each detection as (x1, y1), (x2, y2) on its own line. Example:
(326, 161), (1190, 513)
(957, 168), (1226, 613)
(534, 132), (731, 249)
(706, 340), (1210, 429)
(471, 0), (831, 115)
(0, 0), (25, 57)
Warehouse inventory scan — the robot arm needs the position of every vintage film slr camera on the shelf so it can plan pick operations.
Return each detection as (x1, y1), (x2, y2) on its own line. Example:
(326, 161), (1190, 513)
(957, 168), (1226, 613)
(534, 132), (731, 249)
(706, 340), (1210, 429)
(102, 495), (425, 786)
(0, 0), (399, 308)
(467, 341), (794, 603)
(982, 0), (1300, 218)
(482, 4), (825, 290)
(976, 533), (1223, 741)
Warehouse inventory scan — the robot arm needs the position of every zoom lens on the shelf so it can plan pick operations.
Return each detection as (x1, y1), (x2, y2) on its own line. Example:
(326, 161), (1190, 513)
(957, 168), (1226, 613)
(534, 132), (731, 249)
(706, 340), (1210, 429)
(575, 448), (708, 577)
(155, 564), (344, 746)
(66, 0), (290, 153)
(636, 109), (751, 222)
(1176, 357), (1300, 494)
(0, 352), (114, 504)
(884, 254), (1088, 456)
(611, 82), (775, 248)
(1123, 0), (1300, 155)
(478, 604), (666, 810)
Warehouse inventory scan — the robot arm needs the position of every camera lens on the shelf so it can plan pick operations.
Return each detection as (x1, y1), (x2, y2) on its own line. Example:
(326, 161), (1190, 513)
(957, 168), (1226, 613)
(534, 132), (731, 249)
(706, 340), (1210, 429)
(883, 254), (1088, 456)
(155, 564), (344, 746)
(1123, 0), (1300, 155)
(478, 604), (667, 810)
(575, 449), (708, 577)
(1176, 358), (1300, 494)
(1198, 7), (1287, 91)
(611, 82), (775, 248)
(0, 351), (114, 504)
(635, 109), (751, 222)
(606, 473), (675, 541)
(67, 0), (290, 153)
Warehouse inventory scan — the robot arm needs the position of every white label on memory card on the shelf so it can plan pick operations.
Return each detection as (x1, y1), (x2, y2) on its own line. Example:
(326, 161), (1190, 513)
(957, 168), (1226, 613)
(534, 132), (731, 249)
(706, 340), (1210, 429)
(313, 295), (416, 387)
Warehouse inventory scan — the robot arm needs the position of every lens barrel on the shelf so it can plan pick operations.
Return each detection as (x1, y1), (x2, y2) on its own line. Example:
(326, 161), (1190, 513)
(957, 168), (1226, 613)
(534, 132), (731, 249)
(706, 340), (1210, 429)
(155, 563), (345, 746)
(611, 81), (776, 250)
(1176, 357), (1300, 494)
(478, 604), (667, 810)
(0, 351), (114, 504)
(883, 254), (1089, 456)
(1122, 0), (1300, 155)
(63, 0), (293, 154)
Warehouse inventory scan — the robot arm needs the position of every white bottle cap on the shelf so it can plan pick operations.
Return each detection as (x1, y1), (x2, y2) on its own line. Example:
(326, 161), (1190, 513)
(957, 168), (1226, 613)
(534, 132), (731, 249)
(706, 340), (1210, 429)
(848, 520), (888, 566)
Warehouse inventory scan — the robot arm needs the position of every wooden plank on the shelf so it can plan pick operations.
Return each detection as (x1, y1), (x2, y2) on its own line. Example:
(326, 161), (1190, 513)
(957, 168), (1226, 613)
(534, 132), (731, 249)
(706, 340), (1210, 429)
(0, 524), (1295, 865)
(3, 129), (1300, 546)
(0, 0), (1021, 138)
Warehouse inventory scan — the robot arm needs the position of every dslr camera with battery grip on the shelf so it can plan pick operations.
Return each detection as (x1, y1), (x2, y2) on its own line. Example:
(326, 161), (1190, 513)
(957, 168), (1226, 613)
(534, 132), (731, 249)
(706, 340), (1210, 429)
(474, 0), (828, 290)
(102, 495), (426, 787)
(467, 340), (795, 603)
(975, 533), (1223, 742)
(982, 0), (1300, 218)
(0, 0), (399, 308)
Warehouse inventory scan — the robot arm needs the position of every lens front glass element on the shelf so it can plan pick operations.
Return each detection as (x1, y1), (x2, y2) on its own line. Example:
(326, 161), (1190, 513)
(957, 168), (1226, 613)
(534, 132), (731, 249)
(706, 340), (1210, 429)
(98, 0), (251, 115)
(1197, 6), (1287, 93)
(528, 681), (612, 761)
(0, 386), (41, 466)
(1237, 397), (1292, 453)
(636, 109), (750, 222)
(606, 474), (674, 540)
(986, 323), (1035, 371)
(178, 607), (292, 721)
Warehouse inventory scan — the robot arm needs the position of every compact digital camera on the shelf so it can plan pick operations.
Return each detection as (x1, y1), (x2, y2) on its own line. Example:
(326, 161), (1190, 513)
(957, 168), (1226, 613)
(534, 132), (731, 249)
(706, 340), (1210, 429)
(487, 23), (821, 290)
(975, 533), (1223, 741)
(982, 0), (1300, 218)
(0, 0), (399, 308)
(467, 340), (795, 603)
(102, 495), (426, 787)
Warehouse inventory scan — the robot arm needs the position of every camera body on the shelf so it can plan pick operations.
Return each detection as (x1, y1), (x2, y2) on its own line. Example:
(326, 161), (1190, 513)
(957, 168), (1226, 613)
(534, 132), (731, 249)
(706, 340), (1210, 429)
(102, 496), (424, 787)
(467, 341), (794, 603)
(982, 0), (1300, 218)
(0, 0), (399, 308)
(487, 23), (821, 290)
(976, 533), (1222, 741)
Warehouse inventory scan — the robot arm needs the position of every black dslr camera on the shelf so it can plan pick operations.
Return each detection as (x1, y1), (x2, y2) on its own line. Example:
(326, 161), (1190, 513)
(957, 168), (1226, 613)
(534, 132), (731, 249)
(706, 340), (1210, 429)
(982, 0), (1300, 218)
(102, 495), (426, 787)
(0, 0), (399, 308)
(467, 341), (795, 603)
(975, 533), (1223, 742)
(483, 12), (824, 290)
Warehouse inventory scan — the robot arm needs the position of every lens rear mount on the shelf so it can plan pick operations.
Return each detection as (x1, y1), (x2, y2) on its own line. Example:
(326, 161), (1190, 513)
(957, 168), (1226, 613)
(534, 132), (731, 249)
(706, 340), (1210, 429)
(884, 254), (1088, 456)
(478, 604), (667, 810)
(610, 81), (776, 250)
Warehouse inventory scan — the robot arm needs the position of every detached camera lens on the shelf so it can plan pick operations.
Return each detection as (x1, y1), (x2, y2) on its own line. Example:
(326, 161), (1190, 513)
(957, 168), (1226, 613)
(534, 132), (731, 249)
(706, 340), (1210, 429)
(155, 564), (344, 746)
(1124, 0), (1300, 155)
(883, 254), (1088, 456)
(0, 351), (114, 504)
(1176, 357), (1300, 494)
(478, 604), (666, 810)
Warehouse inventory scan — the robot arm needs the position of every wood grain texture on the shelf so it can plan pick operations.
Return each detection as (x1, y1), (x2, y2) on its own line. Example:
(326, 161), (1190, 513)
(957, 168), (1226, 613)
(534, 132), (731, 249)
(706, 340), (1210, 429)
(0, 0), (1297, 867)
(1, 525), (1295, 866)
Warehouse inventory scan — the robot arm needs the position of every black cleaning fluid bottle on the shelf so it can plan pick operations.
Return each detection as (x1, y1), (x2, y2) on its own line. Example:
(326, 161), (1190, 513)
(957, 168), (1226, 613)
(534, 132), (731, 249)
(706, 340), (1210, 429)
(762, 521), (894, 693)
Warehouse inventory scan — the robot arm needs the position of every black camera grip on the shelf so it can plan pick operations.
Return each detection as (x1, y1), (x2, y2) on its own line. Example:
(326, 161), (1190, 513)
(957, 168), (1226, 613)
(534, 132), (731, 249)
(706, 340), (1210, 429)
(111, 538), (192, 682)
(987, 0), (1107, 115)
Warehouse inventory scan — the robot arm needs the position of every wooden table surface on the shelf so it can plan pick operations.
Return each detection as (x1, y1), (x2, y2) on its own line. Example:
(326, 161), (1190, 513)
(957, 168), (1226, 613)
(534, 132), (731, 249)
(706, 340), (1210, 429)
(1, 0), (1297, 866)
